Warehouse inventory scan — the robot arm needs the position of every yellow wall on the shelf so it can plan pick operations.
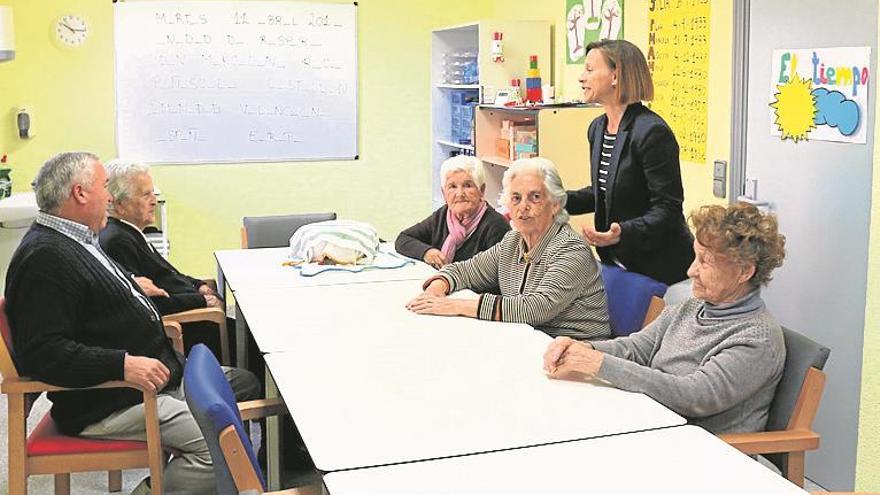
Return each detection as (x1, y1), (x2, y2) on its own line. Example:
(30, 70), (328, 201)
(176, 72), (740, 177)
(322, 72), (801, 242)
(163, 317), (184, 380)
(489, 0), (729, 214)
(0, 0), (727, 275)
(855, 9), (880, 489)
(0, 0), (492, 278)
(858, 159), (880, 488)
(1, 0), (877, 489)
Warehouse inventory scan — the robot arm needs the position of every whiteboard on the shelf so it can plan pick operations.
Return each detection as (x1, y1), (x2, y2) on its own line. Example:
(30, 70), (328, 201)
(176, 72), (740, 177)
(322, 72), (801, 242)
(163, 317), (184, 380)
(114, 1), (358, 163)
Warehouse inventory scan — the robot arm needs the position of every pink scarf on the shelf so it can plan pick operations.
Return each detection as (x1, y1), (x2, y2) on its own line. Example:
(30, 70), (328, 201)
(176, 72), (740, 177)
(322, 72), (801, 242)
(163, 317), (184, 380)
(441, 201), (489, 262)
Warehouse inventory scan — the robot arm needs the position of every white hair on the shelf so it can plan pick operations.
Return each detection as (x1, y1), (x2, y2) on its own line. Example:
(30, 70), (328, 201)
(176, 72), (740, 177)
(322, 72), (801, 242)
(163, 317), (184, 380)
(105, 160), (150, 213)
(32, 152), (99, 213)
(439, 155), (484, 189)
(500, 157), (569, 224)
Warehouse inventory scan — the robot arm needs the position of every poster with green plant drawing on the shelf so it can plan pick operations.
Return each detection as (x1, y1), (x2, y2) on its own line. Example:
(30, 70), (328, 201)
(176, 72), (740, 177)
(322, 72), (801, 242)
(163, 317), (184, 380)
(566, 0), (625, 64)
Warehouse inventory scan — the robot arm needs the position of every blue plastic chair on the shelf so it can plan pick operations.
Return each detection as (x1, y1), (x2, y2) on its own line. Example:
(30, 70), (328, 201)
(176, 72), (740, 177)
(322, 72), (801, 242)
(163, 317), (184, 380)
(599, 263), (668, 337)
(184, 344), (287, 494)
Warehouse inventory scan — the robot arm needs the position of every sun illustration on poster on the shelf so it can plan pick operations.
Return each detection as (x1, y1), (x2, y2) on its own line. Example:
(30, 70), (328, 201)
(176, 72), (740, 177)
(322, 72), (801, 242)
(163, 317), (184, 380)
(769, 73), (817, 142)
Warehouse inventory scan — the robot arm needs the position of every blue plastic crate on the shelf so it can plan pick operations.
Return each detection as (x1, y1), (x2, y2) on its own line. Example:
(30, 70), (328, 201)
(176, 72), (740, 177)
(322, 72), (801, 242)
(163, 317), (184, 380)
(460, 104), (473, 121)
(463, 60), (479, 85)
(452, 126), (464, 143)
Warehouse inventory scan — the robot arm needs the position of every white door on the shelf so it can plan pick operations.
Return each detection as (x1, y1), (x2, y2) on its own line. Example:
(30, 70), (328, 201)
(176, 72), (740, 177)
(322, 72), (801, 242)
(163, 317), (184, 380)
(737, 0), (875, 489)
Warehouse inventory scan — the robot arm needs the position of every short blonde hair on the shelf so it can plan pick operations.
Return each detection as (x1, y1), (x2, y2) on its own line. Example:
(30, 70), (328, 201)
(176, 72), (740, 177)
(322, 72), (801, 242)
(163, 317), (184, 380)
(440, 155), (484, 189)
(689, 203), (786, 287)
(500, 157), (569, 224)
(586, 39), (654, 104)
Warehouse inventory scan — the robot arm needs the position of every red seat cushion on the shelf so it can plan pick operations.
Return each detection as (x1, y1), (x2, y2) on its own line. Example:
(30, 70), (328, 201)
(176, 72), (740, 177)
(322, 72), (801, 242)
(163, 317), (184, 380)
(27, 413), (148, 456)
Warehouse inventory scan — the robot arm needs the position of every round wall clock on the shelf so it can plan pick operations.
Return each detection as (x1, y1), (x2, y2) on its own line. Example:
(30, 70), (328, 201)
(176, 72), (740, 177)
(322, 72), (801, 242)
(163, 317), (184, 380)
(55, 14), (89, 48)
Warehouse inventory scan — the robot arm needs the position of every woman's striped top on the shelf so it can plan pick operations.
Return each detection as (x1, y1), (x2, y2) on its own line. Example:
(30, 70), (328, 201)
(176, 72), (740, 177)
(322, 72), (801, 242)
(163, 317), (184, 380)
(434, 222), (611, 340)
(597, 132), (616, 192)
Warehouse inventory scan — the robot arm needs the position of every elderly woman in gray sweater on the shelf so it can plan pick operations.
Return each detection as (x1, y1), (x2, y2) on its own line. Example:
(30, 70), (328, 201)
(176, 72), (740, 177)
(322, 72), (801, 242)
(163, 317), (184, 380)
(407, 157), (610, 341)
(544, 202), (787, 434)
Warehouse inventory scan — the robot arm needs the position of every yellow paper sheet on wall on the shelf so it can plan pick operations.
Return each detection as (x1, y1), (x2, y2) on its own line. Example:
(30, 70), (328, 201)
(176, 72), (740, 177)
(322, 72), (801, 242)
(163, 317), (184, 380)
(646, 0), (711, 163)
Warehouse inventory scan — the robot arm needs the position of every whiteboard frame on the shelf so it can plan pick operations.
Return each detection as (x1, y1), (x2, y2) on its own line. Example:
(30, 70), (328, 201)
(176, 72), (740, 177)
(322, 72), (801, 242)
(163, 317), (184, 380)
(112, 0), (359, 165)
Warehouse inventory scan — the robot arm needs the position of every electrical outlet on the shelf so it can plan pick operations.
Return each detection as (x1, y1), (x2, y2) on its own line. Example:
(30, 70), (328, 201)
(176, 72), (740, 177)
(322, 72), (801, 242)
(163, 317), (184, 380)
(713, 179), (725, 198)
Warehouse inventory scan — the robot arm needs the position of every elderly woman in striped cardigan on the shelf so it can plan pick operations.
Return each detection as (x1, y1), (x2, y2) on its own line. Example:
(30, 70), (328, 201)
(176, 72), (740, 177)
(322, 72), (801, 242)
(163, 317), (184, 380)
(407, 157), (611, 341)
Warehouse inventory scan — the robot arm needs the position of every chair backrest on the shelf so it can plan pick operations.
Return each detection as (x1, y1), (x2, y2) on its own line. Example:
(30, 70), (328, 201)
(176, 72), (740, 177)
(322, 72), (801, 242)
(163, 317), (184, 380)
(599, 264), (668, 336)
(766, 327), (831, 432)
(764, 327), (830, 473)
(0, 297), (20, 380)
(242, 212), (337, 249)
(185, 344), (265, 495)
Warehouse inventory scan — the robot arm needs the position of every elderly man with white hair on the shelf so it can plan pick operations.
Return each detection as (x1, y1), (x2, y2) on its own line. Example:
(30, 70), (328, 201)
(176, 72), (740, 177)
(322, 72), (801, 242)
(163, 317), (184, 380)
(407, 157), (610, 341)
(99, 160), (227, 359)
(396, 154), (509, 268)
(5, 152), (259, 495)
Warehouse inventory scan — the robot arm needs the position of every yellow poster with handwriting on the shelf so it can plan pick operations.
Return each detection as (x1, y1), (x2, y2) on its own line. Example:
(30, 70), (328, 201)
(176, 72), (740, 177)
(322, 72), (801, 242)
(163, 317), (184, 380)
(646, 0), (710, 163)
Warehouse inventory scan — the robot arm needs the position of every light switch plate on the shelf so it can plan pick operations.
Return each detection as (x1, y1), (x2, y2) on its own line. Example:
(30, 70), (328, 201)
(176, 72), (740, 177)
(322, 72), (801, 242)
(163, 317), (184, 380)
(713, 160), (727, 180)
(712, 160), (727, 198)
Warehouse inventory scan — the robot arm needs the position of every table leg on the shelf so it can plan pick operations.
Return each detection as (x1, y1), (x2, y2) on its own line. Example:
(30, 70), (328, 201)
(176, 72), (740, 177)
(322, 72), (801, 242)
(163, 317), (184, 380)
(216, 259), (226, 300)
(266, 367), (282, 491)
(235, 304), (249, 369)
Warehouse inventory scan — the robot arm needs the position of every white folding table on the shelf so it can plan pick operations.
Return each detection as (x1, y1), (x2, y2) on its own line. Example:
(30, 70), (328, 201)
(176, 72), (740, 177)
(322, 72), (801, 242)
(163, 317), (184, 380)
(258, 281), (684, 472)
(233, 279), (527, 352)
(323, 425), (807, 495)
(214, 243), (437, 293)
(214, 244), (437, 367)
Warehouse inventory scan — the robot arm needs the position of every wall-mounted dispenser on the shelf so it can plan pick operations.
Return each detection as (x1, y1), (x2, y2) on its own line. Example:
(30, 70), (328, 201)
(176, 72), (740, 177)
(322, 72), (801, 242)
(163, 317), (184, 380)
(16, 108), (31, 139)
(0, 7), (14, 62)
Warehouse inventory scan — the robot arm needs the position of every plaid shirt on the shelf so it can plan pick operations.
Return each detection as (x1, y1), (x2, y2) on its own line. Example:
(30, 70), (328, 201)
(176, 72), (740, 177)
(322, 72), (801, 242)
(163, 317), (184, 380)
(35, 211), (160, 320)
(36, 210), (99, 246)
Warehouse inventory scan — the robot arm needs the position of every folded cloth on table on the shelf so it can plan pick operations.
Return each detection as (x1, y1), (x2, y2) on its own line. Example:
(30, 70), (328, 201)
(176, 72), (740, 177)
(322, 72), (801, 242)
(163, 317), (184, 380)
(289, 220), (379, 265)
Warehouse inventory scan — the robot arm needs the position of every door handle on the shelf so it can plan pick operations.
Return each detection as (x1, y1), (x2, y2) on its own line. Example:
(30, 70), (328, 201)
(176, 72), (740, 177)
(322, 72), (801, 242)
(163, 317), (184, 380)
(738, 177), (774, 213)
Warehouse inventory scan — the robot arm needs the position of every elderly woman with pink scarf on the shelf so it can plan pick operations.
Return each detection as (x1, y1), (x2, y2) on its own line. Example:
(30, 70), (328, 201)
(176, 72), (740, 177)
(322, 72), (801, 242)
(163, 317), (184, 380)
(396, 155), (510, 269)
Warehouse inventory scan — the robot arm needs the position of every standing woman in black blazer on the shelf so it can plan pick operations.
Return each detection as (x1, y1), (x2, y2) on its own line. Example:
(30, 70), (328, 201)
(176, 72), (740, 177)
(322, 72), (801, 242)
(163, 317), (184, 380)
(567, 39), (694, 285)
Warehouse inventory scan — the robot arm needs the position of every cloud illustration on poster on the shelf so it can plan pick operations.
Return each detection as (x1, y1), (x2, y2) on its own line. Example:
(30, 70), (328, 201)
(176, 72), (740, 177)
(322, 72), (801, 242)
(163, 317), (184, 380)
(812, 88), (860, 136)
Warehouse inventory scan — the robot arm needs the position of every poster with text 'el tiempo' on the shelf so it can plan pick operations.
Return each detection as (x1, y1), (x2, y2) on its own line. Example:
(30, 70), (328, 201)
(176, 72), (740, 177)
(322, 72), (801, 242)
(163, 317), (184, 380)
(770, 47), (871, 144)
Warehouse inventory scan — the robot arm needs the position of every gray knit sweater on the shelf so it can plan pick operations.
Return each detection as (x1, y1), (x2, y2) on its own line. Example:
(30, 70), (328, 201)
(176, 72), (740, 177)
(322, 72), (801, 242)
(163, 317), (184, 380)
(438, 222), (610, 340)
(592, 290), (785, 434)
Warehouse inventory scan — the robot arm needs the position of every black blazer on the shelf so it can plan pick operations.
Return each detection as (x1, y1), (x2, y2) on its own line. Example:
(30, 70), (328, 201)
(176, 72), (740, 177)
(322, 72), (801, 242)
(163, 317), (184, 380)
(99, 217), (208, 315)
(566, 102), (694, 285)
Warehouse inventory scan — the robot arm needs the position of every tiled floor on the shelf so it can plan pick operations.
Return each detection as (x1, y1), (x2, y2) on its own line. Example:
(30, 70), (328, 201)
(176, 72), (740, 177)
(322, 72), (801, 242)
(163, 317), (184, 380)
(1, 394), (826, 494)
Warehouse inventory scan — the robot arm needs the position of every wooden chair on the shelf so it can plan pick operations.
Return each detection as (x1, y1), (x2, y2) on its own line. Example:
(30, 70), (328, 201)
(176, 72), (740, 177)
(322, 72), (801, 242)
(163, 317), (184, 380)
(162, 278), (230, 365)
(241, 212), (336, 249)
(0, 297), (171, 495)
(642, 296), (665, 328)
(184, 344), (321, 494)
(720, 327), (831, 488)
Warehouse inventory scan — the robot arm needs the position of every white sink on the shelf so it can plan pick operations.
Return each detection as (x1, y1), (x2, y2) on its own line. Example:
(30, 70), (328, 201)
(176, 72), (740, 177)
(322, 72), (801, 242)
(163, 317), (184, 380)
(0, 192), (38, 224)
